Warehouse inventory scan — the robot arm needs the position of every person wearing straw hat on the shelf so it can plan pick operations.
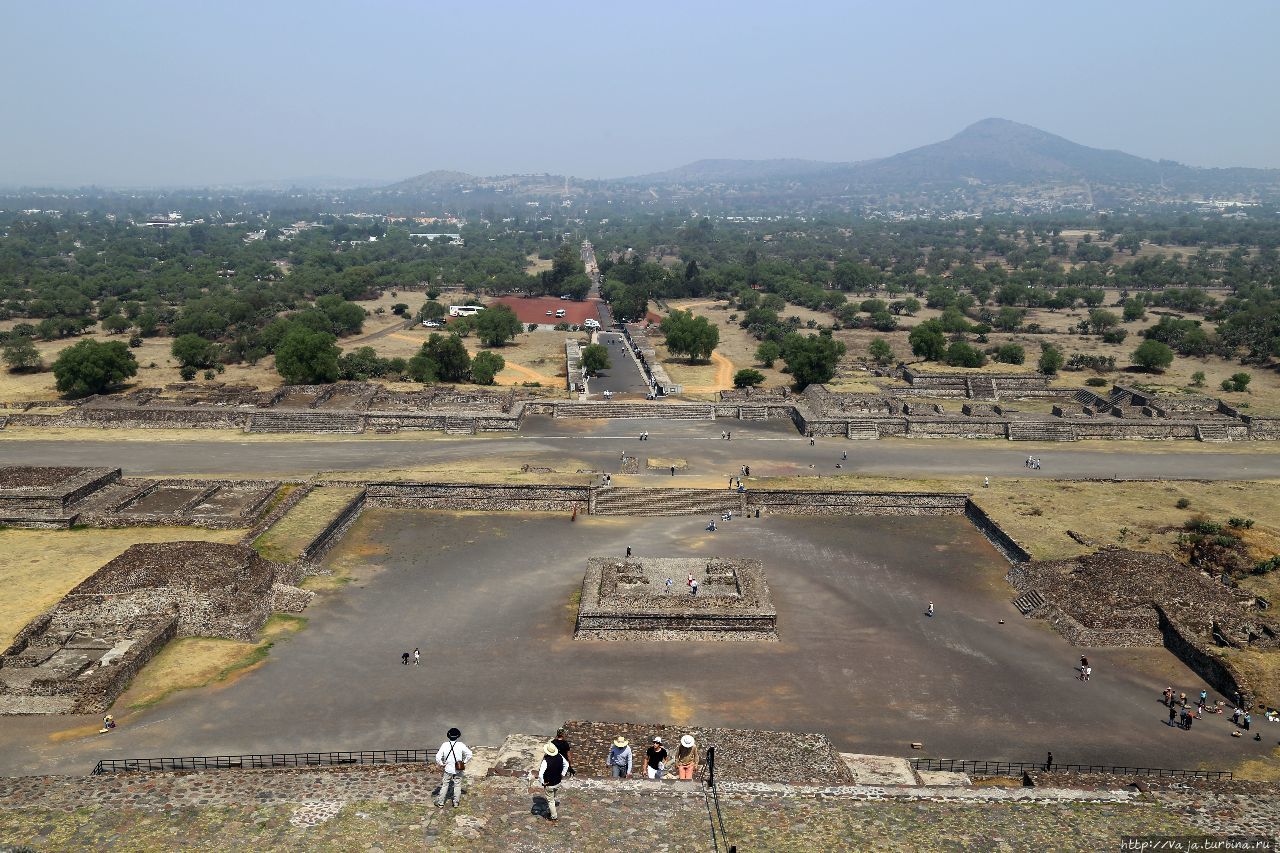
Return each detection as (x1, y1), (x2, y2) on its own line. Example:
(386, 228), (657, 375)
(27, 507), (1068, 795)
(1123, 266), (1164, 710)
(673, 734), (699, 780)
(606, 735), (632, 779)
(538, 742), (569, 821)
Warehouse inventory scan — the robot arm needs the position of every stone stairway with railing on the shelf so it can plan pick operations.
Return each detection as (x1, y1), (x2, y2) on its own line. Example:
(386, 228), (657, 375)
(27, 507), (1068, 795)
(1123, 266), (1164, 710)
(1012, 589), (1047, 615)
(246, 411), (364, 434)
(846, 421), (881, 440)
(444, 415), (477, 435)
(554, 402), (715, 420)
(592, 486), (743, 516)
(737, 405), (769, 421)
(1194, 423), (1232, 442)
(1007, 421), (1077, 441)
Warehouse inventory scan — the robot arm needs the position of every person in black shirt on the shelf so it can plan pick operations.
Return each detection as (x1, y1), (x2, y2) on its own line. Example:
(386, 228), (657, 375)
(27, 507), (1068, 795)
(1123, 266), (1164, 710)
(551, 729), (573, 776)
(645, 737), (668, 780)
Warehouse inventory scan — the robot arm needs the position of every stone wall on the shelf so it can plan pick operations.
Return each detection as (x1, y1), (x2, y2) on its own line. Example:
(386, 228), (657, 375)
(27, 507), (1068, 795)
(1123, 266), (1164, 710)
(1158, 607), (1255, 707)
(747, 490), (968, 516)
(299, 490), (368, 563)
(965, 500), (1031, 563)
(366, 482), (590, 512)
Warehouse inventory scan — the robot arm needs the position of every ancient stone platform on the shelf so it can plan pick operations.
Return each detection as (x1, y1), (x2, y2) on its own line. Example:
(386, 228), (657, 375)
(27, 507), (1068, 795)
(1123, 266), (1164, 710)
(574, 556), (777, 640)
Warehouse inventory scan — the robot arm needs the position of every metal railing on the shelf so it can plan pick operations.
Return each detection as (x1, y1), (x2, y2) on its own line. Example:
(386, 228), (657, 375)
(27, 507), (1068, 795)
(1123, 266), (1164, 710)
(704, 746), (736, 853)
(910, 758), (1231, 781)
(91, 748), (433, 776)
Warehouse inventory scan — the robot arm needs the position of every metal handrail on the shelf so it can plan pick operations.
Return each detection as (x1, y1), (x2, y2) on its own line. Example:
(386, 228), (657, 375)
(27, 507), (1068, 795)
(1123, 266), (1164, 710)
(91, 748), (433, 776)
(910, 758), (1231, 781)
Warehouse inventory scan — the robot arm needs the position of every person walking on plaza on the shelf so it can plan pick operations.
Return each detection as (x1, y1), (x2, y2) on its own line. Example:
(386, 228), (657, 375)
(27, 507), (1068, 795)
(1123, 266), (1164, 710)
(1168, 704), (1178, 727)
(413, 647), (420, 666)
(435, 727), (472, 808)
(690, 579), (699, 596)
(645, 737), (668, 780)
(674, 735), (699, 780)
(401, 651), (410, 665)
(607, 736), (632, 779)
(927, 602), (934, 617)
(539, 742), (568, 821)
(1163, 686), (1174, 707)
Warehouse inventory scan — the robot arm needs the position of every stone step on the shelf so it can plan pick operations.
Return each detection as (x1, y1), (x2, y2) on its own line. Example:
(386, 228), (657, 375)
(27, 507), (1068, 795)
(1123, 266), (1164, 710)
(554, 403), (714, 420)
(593, 487), (743, 516)
(247, 412), (364, 434)
(1195, 424), (1232, 442)
(1007, 422), (1076, 441)
(846, 421), (880, 440)
(1013, 589), (1046, 615)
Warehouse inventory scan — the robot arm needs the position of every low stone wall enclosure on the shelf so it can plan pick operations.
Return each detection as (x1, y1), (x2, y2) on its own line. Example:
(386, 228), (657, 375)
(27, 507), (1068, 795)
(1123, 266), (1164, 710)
(1, 377), (1271, 440)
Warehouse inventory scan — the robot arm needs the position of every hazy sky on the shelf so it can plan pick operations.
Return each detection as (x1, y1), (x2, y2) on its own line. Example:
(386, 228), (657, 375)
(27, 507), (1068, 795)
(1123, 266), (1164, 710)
(2, 1), (1277, 186)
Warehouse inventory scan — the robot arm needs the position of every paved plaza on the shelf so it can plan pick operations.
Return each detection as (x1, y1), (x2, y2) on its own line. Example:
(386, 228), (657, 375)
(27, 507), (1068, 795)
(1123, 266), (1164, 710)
(0, 509), (1263, 776)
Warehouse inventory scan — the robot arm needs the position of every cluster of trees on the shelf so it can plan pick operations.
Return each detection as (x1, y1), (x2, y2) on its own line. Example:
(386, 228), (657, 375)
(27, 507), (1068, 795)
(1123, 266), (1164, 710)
(658, 310), (719, 361)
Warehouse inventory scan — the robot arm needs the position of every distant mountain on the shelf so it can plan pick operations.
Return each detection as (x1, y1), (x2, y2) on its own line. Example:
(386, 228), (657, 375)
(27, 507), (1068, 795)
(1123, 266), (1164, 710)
(383, 170), (479, 192)
(622, 118), (1280, 193)
(621, 158), (843, 185)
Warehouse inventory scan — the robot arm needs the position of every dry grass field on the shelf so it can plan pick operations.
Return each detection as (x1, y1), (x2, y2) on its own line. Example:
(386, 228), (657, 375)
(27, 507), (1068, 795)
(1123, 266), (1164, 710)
(0, 526), (245, 649)
(363, 325), (577, 388)
(251, 485), (364, 563)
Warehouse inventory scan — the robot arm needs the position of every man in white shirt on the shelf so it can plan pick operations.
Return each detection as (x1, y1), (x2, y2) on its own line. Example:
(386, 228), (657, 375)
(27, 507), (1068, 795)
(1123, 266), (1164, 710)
(538, 742), (569, 821)
(434, 727), (473, 808)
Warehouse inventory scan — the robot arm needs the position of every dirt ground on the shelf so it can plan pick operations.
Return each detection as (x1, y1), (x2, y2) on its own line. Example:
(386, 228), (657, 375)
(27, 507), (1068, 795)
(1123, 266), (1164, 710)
(0, 526), (244, 649)
(365, 326), (578, 388)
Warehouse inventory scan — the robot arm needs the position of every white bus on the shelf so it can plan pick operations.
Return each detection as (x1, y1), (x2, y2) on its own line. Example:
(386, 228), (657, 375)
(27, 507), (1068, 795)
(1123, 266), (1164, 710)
(448, 305), (485, 317)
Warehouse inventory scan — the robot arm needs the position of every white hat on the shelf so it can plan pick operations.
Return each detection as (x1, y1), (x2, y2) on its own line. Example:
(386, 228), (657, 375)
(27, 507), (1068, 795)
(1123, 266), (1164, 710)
(544, 742), (559, 756)
(652, 736), (662, 744)
(680, 735), (695, 748)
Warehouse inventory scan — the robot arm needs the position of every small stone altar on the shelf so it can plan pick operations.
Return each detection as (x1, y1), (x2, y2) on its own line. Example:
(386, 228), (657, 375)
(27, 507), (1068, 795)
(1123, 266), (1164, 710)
(574, 556), (777, 640)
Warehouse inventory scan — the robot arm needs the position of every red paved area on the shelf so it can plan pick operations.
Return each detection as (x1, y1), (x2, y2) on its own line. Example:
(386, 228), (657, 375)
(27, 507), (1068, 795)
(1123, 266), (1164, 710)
(490, 295), (601, 325)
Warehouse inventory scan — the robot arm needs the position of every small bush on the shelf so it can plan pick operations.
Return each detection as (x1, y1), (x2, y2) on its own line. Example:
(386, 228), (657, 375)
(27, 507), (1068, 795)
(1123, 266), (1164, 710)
(1175, 497), (1190, 509)
(179, 365), (197, 381)
(1085, 377), (1107, 387)
(1227, 517), (1255, 529)
(1184, 517), (1222, 535)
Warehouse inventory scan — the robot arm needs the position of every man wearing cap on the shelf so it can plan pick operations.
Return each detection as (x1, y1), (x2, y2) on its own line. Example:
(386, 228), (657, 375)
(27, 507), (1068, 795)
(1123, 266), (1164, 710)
(434, 727), (473, 808)
(538, 742), (569, 821)
(645, 736), (668, 780)
(606, 736), (632, 779)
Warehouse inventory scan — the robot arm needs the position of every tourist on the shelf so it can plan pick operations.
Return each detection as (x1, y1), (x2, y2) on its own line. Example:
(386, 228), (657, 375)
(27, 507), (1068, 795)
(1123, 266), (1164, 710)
(665, 577), (673, 594)
(706, 520), (716, 532)
(645, 737), (668, 780)
(607, 736), (633, 779)
(810, 437), (815, 446)
(1180, 692), (1188, 708)
(414, 648), (420, 666)
(927, 602), (934, 617)
(539, 742), (569, 821)
(1169, 705), (1178, 727)
(744, 466), (750, 477)
(670, 466), (676, 477)
(1079, 656), (1090, 681)
(691, 579), (699, 595)
(1044, 751), (1053, 771)
(1199, 690), (1208, 707)
(401, 651), (410, 665)
(626, 546), (632, 558)
(721, 430), (727, 440)
(1243, 712), (1251, 732)
(674, 735), (699, 780)
(1232, 707), (1243, 726)
(983, 477), (989, 488)
(1179, 707), (1188, 728)
(842, 451), (847, 461)
(1184, 711), (1195, 730)
(551, 729), (574, 774)
(434, 727), (473, 808)
(100, 714), (115, 733)
(687, 573), (694, 588)
(1163, 687), (1174, 706)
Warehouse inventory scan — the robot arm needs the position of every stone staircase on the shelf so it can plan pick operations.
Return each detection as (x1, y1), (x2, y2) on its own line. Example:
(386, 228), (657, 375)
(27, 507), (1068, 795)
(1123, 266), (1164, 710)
(247, 411), (364, 434)
(553, 402), (715, 420)
(1012, 590), (1046, 615)
(738, 405), (769, 421)
(592, 487), (743, 516)
(444, 415), (477, 435)
(966, 376), (998, 399)
(1007, 421), (1077, 442)
(846, 421), (880, 440)
(0, 415), (7, 430)
(1194, 423), (1232, 442)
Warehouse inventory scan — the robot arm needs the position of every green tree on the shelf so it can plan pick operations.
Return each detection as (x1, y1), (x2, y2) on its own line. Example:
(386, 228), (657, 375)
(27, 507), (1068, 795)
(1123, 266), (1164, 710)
(101, 315), (131, 335)
(992, 306), (1025, 332)
(1122, 299), (1146, 322)
(781, 333), (846, 388)
(2, 336), (42, 373)
(755, 341), (781, 367)
(470, 351), (505, 385)
(995, 343), (1025, 365)
(944, 341), (987, 368)
(1132, 339), (1174, 372)
(580, 343), (610, 376)
(1088, 308), (1120, 335)
(733, 368), (765, 388)
(1221, 372), (1252, 392)
(660, 310), (719, 361)
(1038, 343), (1065, 375)
(171, 333), (218, 369)
(52, 339), (138, 397)
(426, 333), (472, 382)
(474, 304), (523, 347)
(869, 311), (897, 332)
(418, 301), (447, 321)
(908, 320), (946, 361)
(274, 327), (340, 384)
(1190, 371), (1206, 388)
(868, 337), (894, 365)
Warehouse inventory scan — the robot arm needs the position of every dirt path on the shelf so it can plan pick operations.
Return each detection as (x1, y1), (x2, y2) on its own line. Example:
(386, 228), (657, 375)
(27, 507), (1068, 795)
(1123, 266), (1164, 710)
(682, 350), (736, 393)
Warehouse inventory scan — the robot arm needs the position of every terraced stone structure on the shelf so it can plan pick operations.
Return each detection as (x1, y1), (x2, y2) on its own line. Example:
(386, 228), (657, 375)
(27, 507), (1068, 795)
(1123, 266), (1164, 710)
(575, 556), (777, 640)
(0, 542), (310, 715)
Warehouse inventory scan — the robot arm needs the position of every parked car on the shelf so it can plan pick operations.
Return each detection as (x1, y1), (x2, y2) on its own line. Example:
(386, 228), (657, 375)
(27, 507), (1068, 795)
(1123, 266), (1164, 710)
(583, 318), (600, 330)
(422, 319), (443, 328)
(545, 310), (554, 316)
